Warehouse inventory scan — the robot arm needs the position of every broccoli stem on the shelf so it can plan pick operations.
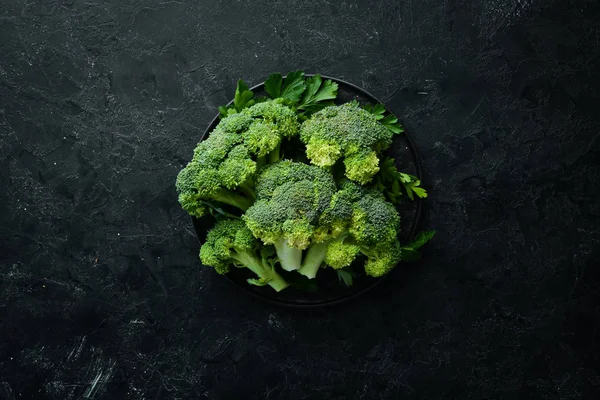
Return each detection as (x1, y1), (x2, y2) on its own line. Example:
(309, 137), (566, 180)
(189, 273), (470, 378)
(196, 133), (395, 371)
(268, 143), (281, 164)
(273, 238), (302, 271)
(256, 155), (267, 170)
(239, 182), (256, 199)
(234, 252), (289, 292)
(212, 190), (254, 211)
(297, 240), (330, 279)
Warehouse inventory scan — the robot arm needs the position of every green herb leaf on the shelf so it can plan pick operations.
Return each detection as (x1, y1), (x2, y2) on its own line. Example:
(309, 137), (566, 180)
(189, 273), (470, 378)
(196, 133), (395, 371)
(408, 230), (436, 250)
(280, 70), (306, 103)
(399, 231), (435, 263)
(297, 75), (339, 114)
(371, 157), (428, 203)
(363, 103), (404, 133)
(398, 172), (428, 200)
(233, 79), (255, 112)
(411, 186), (428, 199)
(253, 96), (268, 104)
(363, 103), (386, 120)
(264, 73), (283, 98)
(380, 114), (403, 133)
(337, 269), (355, 287)
(218, 105), (229, 119)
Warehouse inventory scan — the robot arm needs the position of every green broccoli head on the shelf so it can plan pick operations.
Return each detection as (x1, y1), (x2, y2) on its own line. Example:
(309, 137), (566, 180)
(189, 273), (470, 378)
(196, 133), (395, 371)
(175, 160), (210, 218)
(362, 241), (402, 277)
(175, 101), (300, 218)
(245, 161), (337, 248)
(315, 183), (357, 241)
(299, 103), (394, 184)
(218, 145), (257, 190)
(176, 134), (256, 217)
(346, 189), (403, 277)
(199, 219), (289, 292)
(350, 189), (401, 247)
(240, 101), (300, 159)
(243, 161), (337, 271)
(244, 100), (299, 139)
(324, 239), (361, 270)
(242, 120), (281, 157)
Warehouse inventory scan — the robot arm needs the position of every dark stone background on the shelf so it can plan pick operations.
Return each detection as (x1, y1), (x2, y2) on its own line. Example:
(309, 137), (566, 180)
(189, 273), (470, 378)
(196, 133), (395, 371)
(1, 0), (599, 398)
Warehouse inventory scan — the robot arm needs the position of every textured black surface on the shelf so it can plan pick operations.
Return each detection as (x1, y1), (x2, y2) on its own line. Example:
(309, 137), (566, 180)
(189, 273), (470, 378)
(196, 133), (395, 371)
(1, 0), (599, 398)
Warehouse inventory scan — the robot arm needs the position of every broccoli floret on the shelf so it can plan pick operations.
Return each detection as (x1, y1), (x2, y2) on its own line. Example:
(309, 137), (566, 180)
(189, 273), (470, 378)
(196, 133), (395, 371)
(242, 101), (300, 165)
(298, 181), (403, 279)
(361, 241), (402, 277)
(299, 103), (394, 184)
(324, 235), (361, 270)
(199, 219), (289, 292)
(244, 161), (337, 271)
(176, 101), (300, 218)
(176, 134), (256, 217)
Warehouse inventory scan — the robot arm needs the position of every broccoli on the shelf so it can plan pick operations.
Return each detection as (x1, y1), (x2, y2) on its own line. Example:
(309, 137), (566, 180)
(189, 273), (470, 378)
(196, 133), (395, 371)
(176, 134), (256, 217)
(240, 99), (300, 166)
(199, 219), (289, 292)
(297, 181), (403, 279)
(243, 160), (338, 271)
(299, 103), (394, 184)
(177, 72), (436, 293)
(176, 101), (300, 218)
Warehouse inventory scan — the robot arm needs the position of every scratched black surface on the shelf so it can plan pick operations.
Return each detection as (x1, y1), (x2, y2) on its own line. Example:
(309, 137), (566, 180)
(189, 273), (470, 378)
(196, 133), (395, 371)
(1, 0), (599, 399)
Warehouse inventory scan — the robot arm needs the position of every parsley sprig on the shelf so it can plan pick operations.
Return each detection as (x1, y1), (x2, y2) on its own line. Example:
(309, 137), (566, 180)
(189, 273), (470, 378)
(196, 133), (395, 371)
(362, 103), (404, 134)
(372, 157), (428, 203)
(218, 71), (339, 119)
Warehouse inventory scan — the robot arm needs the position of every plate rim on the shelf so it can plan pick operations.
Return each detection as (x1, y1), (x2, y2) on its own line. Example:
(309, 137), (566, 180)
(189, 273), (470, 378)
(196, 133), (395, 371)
(191, 74), (423, 308)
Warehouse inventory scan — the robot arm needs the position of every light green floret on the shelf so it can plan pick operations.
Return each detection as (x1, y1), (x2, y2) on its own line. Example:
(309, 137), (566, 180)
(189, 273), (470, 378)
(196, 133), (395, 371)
(244, 161), (338, 272)
(242, 100), (300, 165)
(175, 101), (300, 218)
(299, 103), (394, 184)
(298, 180), (403, 279)
(296, 179), (361, 279)
(200, 219), (289, 292)
(175, 131), (257, 218)
(323, 238), (361, 270)
(361, 241), (403, 277)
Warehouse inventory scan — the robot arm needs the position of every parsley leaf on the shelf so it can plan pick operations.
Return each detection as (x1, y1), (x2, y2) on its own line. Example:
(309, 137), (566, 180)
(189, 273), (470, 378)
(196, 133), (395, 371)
(233, 80), (256, 111)
(363, 103), (386, 120)
(372, 157), (428, 203)
(218, 105), (230, 119)
(400, 231), (436, 262)
(363, 102), (404, 134)
(264, 73), (283, 98)
(407, 230), (436, 250)
(337, 269), (355, 287)
(281, 70), (306, 103)
(297, 74), (339, 114)
(218, 79), (256, 118)
(398, 172), (428, 200)
(264, 71), (307, 104)
(380, 114), (404, 133)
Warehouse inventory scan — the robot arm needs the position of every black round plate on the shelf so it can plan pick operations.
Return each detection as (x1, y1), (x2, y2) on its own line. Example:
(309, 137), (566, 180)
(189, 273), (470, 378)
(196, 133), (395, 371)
(191, 75), (423, 307)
